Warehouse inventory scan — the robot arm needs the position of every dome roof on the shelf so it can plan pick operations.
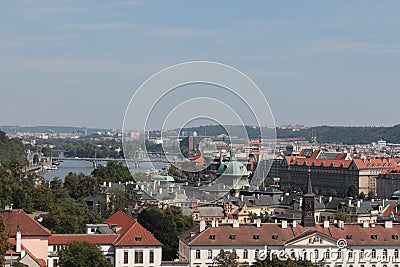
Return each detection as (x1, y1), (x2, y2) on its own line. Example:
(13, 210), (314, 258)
(217, 161), (248, 177)
(392, 190), (400, 197)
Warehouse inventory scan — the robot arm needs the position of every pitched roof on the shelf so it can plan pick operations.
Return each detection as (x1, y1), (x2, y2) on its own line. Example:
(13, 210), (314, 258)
(0, 209), (51, 236)
(49, 234), (118, 245)
(180, 222), (400, 247)
(285, 157), (352, 168)
(353, 158), (397, 169)
(105, 210), (162, 247)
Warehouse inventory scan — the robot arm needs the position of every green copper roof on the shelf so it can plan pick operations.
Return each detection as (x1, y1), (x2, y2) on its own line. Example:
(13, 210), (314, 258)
(217, 161), (248, 176)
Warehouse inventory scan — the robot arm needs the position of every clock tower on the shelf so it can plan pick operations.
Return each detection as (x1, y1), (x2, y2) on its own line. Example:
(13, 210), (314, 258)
(302, 168), (316, 227)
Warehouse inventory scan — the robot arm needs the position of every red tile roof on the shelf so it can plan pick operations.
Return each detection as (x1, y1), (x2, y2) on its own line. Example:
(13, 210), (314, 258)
(353, 158), (398, 169)
(105, 210), (162, 247)
(180, 222), (400, 247)
(49, 234), (118, 245)
(286, 157), (352, 169)
(0, 209), (51, 236)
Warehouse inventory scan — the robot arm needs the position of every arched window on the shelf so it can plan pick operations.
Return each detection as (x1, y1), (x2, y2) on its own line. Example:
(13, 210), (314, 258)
(314, 249), (319, 259)
(207, 249), (212, 259)
(255, 249), (260, 259)
(243, 249), (248, 259)
(395, 249), (399, 259)
(372, 249), (376, 259)
(337, 249), (342, 259)
(383, 249), (388, 259)
(325, 249), (330, 259)
(302, 250), (307, 260)
(195, 249), (200, 259)
(360, 249), (365, 259)
(348, 249), (353, 259)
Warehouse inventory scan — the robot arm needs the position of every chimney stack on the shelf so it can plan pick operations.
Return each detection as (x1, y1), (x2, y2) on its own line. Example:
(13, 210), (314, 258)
(323, 221), (330, 228)
(16, 231), (21, 253)
(281, 220), (288, 229)
(292, 220), (297, 228)
(363, 221), (369, 228)
(233, 220), (240, 228)
(200, 220), (206, 232)
(255, 219), (261, 228)
(385, 220), (393, 229)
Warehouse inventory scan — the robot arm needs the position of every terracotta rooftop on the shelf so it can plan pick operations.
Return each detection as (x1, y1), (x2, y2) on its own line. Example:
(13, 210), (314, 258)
(353, 158), (398, 169)
(105, 210), (162, 247)
(180, 222), (400, 247)
(286, 156), (352, 168)
(49, 234), (118, 245)
(0, 209), (51, 236)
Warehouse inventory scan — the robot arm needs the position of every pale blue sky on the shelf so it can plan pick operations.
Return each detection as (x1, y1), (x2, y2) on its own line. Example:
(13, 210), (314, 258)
(1, 1), (400, 129)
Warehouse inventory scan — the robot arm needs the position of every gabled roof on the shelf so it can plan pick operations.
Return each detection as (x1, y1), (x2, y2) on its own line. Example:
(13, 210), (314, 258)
(285, 156), (352, 169)
(353, 158), (398, 169)
(0, 209), (51, 236)
(49, 234), (118, 245)
(284, 229), (337, 246)
(105, 210), (162, 247)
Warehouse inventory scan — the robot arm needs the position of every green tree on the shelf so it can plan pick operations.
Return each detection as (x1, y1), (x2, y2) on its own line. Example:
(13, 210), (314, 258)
(58, 241), (112, 267)
(368, 190), (376, 199)
(347, 184), (358, 198)
(0, 215), (10, 266)
(335, 212), (351, 223)
(138, 206), (194, 260)
(213, 250), (241, 267)
(328, 189), (337, 196)
(91, 161), (132, 183)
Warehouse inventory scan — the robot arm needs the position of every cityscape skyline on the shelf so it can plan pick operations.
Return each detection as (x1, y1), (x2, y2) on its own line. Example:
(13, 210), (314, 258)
(1, 1), (400, 129)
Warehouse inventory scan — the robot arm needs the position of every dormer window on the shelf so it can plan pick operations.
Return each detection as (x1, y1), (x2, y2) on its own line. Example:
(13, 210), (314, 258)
(229, 234), (236, 240)
(135, 236), (142, 242)
(209, 234), (216, 240)
(371, 234), (378, 240)
(392, 234), (398, 240)
(253, 234), (260, 240)
(272, 234), (278, 240)
(346, 234), (353, 240)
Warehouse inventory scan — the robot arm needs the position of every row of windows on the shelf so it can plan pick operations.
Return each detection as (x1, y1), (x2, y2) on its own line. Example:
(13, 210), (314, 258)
(195, 248), (400, 261)
(123, 250), (154, 264)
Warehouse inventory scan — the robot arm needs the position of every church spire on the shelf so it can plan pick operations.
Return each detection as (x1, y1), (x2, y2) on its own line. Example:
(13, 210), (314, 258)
(306, 168), (314, 195)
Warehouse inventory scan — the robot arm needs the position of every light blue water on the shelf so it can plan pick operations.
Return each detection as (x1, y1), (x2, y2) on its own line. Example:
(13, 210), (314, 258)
(41, 159), (168, 180)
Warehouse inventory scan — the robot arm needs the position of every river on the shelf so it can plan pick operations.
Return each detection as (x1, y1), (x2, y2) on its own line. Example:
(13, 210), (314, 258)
(41, 159), (169, 180)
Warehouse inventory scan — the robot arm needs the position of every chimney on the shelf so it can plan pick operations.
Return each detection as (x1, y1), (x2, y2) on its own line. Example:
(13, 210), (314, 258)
(319, 195), (323, 203)
(281, 220), (288, 229)
(292, 220), (297, 228)
(357, 200), (361, 208)
(323, 221), (330, 228)
(200, 220), (206, 232)
(16, 231), (21, 253)
(255, 219), (261, 228)
(108, 182), (111, 187)
(348, 199), (352, 206)
(103, 181), (106, 186)
(241, 195), (244, 202)
(338, 220), (344, 230)
(385, 220), (393, 229)
(215, 221), (219, 228)
(159, 187), (163, 195)
(211, 220), (216, 228)
(328, 196), (333, 203)
(257, 194), (260, 199)
(363, 221), (369, 228)
(233, 220), (239, 228)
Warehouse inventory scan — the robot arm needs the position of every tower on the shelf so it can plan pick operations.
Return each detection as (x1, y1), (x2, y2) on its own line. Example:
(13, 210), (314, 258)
(302, 168), (316, 227)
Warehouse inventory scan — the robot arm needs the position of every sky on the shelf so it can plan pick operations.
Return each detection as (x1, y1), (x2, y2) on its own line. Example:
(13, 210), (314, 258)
(1, 1), (400, 129)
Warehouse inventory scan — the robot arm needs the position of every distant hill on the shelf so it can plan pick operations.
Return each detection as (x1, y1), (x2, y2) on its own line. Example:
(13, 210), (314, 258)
(0, 125), (113, 135)
(181, 125), (400, 144)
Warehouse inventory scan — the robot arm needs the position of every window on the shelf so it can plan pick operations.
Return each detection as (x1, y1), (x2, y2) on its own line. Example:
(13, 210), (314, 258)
(149, 250), (154, 264)
(303, 250), (307, 260)
(243, 249), (248, 259)
(360, 249), (365, 259)
(124, 251), (129, 264)
(195, 249), (201, 259)
(337, 249), (342, 259)
(372, 249), (376, 259)
(325, 249), (330, 259)
(371, 234), (378, 240)
(207, 249), (213, 259)
(253, 234), (260, 240)
(314, 249), (319, 259)
(395, 249), (399, 259)
(135, 236), (142, 242)
(255, 249), (259, 259)
(53, 259), (58, 267)
(229, 234), (236, 240)
(348, 250), (353, 259)
(209, 234), (215, 240)
(135, 251), (143, 264)
(383, 249), (388, 258)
